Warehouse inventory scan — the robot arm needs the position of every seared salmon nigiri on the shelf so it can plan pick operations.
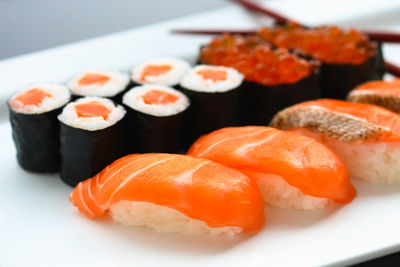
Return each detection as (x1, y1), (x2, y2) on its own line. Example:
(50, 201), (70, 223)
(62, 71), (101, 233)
(347, 79), (400, 113)
(70, 153), (265, 235)
(188, 126), (356, 210)
(271, 99), (400, 183)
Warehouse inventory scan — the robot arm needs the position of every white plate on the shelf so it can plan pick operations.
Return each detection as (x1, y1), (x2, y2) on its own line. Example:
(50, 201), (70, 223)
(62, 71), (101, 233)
(2, 1), (400, 266)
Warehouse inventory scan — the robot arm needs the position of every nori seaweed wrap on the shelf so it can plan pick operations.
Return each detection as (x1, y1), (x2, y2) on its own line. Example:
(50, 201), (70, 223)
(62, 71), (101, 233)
(240, 68), (320, 125)
(320, 43), (384, 99)
(122, 84), (190, 153)
(8, 84), (71, 172)
(58, 97), (126, 186)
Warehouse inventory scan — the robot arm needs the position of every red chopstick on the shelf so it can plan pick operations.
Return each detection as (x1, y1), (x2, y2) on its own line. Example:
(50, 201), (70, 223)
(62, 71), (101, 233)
(386, 61), (400, 77)
(230, 0), (297, 25)
(229, 0), (400, 43)
(171, 28), (400, 43)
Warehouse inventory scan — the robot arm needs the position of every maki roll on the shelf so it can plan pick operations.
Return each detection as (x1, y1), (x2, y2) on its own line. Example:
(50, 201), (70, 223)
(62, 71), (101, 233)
(199, 34), (320, 125)
(58, 97), (126, 186)
(258, 25), (384, 99)
(68, 70), (130, 102)
(179, 65), (244, 141)
(122, 85), (190, 153)
(347, 79), (400, 113)
(131, 57), (190, 87)
(8, 84), (70, 172)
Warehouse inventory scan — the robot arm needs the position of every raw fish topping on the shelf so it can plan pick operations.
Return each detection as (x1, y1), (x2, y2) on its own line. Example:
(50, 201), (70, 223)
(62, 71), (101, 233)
(75, 101), (111, 119)
(13, 88), (51, 107)
(200, 34), (316, 86)
(258, 25), (376, 64)
(78, 73), (110, 85)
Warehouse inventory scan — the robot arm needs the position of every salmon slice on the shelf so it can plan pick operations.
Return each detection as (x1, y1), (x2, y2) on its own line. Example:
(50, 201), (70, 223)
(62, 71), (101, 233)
(270, 99), (400, 183)
(74, 101), (111, 119)
(188, 126), (355, 210)
(140, 65), (172, 82)
(141, 90), (179, 105)
(13, 88), (51, 107)
(78, 73), (110, 85)
(347, 79), (400, 113)
(70, 153), (265, 234)
(196, 69), (227, 82)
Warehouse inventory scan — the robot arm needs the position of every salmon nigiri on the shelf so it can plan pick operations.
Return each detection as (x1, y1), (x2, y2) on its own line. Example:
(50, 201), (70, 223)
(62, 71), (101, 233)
(271, 99), (400, 183)
(70, 153), (265, 235)
(188, 126), (356, 210)
(347, 79), (400, 113)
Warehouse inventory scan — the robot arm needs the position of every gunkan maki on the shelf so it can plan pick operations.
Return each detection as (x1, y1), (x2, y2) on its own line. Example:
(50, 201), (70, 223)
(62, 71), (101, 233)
(199, 34), (321, 125)
(258, 25), (384, 99)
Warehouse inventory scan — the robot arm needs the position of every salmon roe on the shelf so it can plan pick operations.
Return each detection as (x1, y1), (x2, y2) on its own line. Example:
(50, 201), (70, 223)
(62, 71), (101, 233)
(200, 34), (316, 86)
(258, 25), (376, 65)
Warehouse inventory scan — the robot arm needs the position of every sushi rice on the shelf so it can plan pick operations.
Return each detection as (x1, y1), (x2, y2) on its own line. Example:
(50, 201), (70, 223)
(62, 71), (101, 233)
(131, 57), (190, 86)
(68, 70), (130, 97)
(9, 84), (70, 114)
(122, 84), (189, 117)
(58, 96), (126, 131)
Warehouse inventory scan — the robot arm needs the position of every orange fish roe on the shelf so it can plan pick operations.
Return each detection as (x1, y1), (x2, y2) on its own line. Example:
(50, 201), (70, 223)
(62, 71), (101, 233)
(140, 65), (172, 82)
(75, 101), (111, 119)
(200, 34), (314, 86)
(258, 25), (376, 65)
(141, 90), (179, 105)
(196, 69), (227, 82)
(78, 73), (110, 86)
(14, 88), (51, 107)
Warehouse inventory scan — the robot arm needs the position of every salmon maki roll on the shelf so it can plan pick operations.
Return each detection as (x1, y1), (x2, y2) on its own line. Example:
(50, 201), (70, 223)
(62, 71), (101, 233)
(347, 79), (400, 113)
(188, 126), (355, 210)
(70, 153), (265, 235)
(270, 99), (400, 184)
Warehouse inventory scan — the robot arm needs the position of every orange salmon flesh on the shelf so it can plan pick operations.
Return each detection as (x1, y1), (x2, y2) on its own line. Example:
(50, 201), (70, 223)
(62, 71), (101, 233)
(69, 153), (265, 232)
(140, 65), (172, 82)
(196, 69), (227, 82)
(188, 126), (356, 203)
(352, 79), (400, 96)
(141, 90), (179, 105)
(78, 73), (110, 86)
(14, 88), (51, 107)
(296, 99), (400, 142)
(75, 101), (111, 119)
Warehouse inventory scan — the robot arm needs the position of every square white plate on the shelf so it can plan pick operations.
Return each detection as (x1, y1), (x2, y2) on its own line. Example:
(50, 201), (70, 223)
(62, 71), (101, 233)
(1, 1), (400, 266)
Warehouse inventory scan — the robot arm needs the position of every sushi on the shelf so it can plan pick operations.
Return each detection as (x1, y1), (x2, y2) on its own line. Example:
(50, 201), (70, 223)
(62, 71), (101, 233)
(258, 25), (384, 99)
(122, 85), (190, 153)
(131, 57), (190, 87)
(270, 99), (400, 184)
(188, 126), (355, 210)
(58, 97), (126, 186)
(347, 79), (400, 113)
(179, 65), (244, 142)
(68, 70), (130, 102)
(69, 153), (265, 235)
(199, 34), (320, 125)
(8, 84), (70, 172)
